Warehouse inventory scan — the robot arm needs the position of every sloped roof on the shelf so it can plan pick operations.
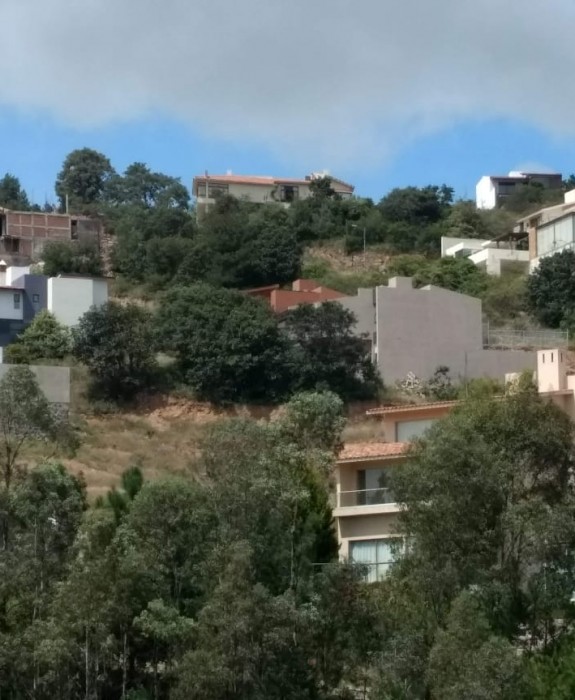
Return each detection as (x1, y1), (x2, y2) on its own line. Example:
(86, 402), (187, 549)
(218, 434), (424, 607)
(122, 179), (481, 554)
(338, 442), (408, 461)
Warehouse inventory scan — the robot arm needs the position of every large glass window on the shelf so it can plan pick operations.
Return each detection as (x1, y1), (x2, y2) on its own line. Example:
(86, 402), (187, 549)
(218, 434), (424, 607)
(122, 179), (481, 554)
(396, 418), (436, 442)
(357, 468), (394, 505)
(537, 216), (575, 257)
(350, 538), (399, 582)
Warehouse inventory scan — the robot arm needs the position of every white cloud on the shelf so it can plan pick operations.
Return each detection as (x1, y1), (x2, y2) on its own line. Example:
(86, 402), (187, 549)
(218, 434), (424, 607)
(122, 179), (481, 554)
(1, 0), (574, 169)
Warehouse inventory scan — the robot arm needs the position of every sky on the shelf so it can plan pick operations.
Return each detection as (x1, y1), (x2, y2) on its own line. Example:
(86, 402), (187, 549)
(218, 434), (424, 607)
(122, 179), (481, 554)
(1, 0), (575, 203)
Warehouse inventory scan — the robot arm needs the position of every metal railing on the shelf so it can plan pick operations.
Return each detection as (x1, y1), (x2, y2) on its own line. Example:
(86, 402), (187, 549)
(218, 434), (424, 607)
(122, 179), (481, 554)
(337, 488), (396, 508)
(483, 324), (569, 350)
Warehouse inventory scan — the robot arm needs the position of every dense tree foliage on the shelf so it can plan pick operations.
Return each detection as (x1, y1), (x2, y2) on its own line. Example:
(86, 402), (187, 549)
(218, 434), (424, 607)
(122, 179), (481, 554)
(4, 310), (70, 364)
(55, 148), (116, 212)
(284, 301), (381, 399)
(72, 302), (158, 400)
(526, 249), (575, 328)
(0, 173), (32, 210)
(156, 284), (294, 402)
(41, 240), (103, 277)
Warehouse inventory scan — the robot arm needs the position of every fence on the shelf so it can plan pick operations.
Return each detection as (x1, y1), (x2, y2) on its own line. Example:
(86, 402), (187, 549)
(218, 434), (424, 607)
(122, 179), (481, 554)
(483, 325), (569, 350)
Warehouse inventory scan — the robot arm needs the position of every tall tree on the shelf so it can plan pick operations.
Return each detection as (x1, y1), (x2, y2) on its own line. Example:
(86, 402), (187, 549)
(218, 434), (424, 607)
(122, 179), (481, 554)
(526, 249), (575, 328)
(72, 302), (158, 400)
(106, 162), (190, 209)
(0, 173), (31, 210)
(55, 148), (116, 212)
(156, 284), (294, 402)
(284, 301), (381, 400)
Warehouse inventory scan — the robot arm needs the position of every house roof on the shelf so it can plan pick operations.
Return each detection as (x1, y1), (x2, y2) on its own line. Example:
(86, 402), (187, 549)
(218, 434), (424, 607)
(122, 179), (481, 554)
(0, 285), (24, 292)
(338, 442), (408, 461)
(366, 400), (461, 416)
(193, 173), (355, 192)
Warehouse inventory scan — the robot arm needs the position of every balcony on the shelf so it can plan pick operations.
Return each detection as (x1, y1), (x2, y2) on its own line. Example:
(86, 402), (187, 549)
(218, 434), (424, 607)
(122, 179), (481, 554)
(334, 488), (400, 517)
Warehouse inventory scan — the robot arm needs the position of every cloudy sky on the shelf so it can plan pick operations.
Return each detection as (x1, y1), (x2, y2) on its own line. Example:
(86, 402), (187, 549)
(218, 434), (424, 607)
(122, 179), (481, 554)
(1, 0), (575, 200)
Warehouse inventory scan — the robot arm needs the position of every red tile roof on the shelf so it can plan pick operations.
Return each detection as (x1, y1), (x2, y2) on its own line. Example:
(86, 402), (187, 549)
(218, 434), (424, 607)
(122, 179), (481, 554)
(366, 400), (461, 416)
(338, 442), (408, 461)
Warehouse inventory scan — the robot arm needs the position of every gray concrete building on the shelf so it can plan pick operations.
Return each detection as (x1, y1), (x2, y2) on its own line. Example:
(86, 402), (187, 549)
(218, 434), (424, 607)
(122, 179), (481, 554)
(340, 277), (535, 385)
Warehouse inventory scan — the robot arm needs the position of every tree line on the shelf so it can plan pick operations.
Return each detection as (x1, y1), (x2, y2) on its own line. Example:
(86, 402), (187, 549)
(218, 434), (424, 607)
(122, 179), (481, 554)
(1, 367), (575, 697)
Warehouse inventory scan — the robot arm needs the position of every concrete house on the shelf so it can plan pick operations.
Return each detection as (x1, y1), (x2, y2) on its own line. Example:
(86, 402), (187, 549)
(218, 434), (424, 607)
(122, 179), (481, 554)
(192, 171), (354, 217)
(335, 401), (456, 581)
(441, 235), (529, 276)
(476, 171), (562, 210)
(0, 209), (102, 265)
(339, 277), (535, 386)
(512, 190), (575, 271)
(335, 348), (575, 580)
(0, 264), (108, 346)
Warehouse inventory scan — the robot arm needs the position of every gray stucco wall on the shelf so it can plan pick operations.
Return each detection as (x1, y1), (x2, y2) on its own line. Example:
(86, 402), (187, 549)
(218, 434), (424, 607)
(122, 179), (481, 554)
(0, 364), (70, 404)
(340, 277), (535, 385)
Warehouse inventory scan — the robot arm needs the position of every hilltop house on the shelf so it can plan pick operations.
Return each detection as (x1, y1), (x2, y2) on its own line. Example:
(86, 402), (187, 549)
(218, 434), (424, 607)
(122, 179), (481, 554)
(476, 171), (562, 210)
(441, 235), (529, 276)
(192, 171), (354, 217)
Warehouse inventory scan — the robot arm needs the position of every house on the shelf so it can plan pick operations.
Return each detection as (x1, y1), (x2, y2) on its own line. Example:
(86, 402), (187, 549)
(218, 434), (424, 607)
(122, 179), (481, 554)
(244, 278), (345, 313)
(513, 190), (575, 271)
(335, 401), (457, 580)
(476, 171), (562, 210)
(441, 235), (529, 276)
(339, 276), (536, 386)
(192, 171), (354, 216)
(0, 264), (109, 346)
(0, 209), (102, 265)
(335, 348), (575, 580)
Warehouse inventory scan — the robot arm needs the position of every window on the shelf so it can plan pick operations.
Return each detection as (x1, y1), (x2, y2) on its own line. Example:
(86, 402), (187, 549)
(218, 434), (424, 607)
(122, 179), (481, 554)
(196, 183), (229, 198)
(32, 293), (40, 308)
(71, 220), (78, 240)
(13, 293), (20, 310)
(278, 185), (299, 203)
(357, 468), (395, 505)
(396, 418), (436, 442)
(350, 538), (400, 582)
(3, 238), (20, 254)
(537, 216), (575, 257)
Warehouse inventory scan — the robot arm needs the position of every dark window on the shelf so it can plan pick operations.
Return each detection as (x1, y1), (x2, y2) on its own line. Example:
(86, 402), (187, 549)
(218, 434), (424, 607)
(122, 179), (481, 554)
(279, 185), (299, 203)
(4, 238), (19, 253)
(32, 293), (40, 307)
(71, 220), (78, 240)
(13, 293), (20, 310)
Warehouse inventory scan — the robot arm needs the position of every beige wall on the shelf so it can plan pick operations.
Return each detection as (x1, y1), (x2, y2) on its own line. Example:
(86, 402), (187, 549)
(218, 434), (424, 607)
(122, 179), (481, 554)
(338, 513), (400, 558)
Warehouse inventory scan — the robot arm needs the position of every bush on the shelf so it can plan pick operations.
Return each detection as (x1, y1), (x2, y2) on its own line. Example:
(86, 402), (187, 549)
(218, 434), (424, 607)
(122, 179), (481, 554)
(4, 310), (70, 364)
(41, 240), (102, 277)
(526, 250), (575, 328)
(72, 302), (158, 400)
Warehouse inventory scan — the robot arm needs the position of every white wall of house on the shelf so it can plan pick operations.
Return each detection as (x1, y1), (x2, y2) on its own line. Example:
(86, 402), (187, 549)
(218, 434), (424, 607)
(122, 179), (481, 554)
(48, 277), (108, 327)
(467, 247), (530, 276)
(476, 176), (497, 209)
(6, 266), (30, 287)
(0, 289), (24, 320)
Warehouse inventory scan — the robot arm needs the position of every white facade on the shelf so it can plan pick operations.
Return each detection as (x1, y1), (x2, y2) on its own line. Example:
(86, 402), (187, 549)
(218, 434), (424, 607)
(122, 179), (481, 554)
(476, 176), (498, 209)
(6, 265), (30, 287)
(47, 277), (108, 327)
(442, 237), (529, 276)
(0, 288), (24, 321)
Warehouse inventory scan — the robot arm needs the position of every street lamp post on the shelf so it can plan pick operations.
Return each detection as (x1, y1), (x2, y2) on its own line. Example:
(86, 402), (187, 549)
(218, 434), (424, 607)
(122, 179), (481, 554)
(350, 224), (367, 262)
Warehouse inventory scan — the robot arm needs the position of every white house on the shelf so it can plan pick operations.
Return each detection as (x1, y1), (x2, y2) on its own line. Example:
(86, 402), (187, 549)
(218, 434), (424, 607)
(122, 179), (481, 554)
(476, 171), (562, 210)
(441, 236), (529, 276)
(47, 276), (108, 327)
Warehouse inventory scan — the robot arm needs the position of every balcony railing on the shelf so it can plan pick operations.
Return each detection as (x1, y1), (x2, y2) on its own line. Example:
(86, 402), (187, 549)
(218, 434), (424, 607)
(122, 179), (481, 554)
(337, 487), (396, 508)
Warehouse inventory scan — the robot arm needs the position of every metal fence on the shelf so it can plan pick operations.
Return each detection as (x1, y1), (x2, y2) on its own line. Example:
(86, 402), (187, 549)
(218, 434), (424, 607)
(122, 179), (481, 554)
(483, 325), (569, 350)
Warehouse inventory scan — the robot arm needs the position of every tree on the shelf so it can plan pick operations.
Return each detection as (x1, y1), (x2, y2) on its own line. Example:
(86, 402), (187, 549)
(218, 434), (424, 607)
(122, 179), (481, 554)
(4, 310), (70, 364)
(284, 301), (381, 400)
(55, 148), (116, 212)
(0, 367), (65, 490)
(378, 185), (453, 226)
(41, 240), (103, 277)
(427, 592), (526, 700)
(156, 284), (294, 402)
(309, 175), (339, 200)
(72, 302), (158, 400)
(275, 390), (345, 454)
(392, 391), (575, 643)
(106, 162), (190, 209)
(526, 249), (575, 327)
(414, 257), (489, 297)
(0, 173), (31, 210)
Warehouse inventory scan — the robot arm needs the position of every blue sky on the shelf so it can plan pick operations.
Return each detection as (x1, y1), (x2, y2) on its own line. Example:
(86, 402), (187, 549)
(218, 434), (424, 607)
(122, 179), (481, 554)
(1, 111), (573, 205)
(2, 0), (575, 205)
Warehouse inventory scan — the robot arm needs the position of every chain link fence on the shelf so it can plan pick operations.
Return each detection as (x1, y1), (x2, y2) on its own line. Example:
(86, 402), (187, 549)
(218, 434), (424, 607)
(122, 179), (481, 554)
(483, 325), (569, 350)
